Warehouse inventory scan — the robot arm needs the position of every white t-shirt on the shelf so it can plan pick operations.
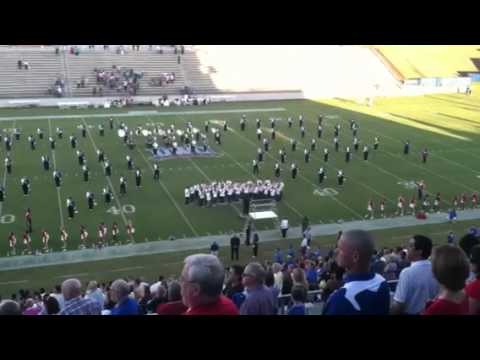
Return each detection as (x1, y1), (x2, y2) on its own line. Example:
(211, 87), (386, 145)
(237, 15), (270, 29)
(393, 260), (439, 314)
(280, 219), (289, 229)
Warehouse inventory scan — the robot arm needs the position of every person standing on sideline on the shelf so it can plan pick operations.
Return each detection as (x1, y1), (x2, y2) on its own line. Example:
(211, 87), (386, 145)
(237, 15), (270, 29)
(280, 218), (289, 238)
(230, 234), (240, 261)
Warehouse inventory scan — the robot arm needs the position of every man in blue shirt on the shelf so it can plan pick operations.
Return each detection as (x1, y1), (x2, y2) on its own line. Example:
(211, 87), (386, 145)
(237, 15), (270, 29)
(323, 230), (390, 315)
(110, 279), (140, 315)
(447, 231), (456, 245)
(287, 244), (295, 258)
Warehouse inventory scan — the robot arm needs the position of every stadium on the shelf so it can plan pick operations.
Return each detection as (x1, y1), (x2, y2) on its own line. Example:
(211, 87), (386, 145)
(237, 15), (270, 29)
(0, 44), (479, 315)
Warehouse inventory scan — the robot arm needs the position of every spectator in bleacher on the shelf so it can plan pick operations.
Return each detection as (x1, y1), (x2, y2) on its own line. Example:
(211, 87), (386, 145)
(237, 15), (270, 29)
(85, 281), (105, 310)
(134, 284), (149, 315)
(423, 245), (470, 315)
(272, 263), (283, 292)
(466, 245), (480, 315)
(22, 298), (42, 315)
(292, 267), (309, 290)
(156, 281), (188, 315)
(397, 249), (410, 275)
(110, 279), (140, 315)
(391, 235), (439, 315)
(383, 255), (399, 281)
(41, 295), (60, 315)
(17, 60), (23, 69)
(305, 261), (319, 290)
(240, 262), (275, 315)
(323, 230), (390, 315)
(147, 284), (167, 313)
(321, 267), (345, 302)
(50, 284), (65, 310)
(58, 279), (102, 315)
(273, 248), (284, 264)
(223, 265), (245, 306)
(459, 233), (480, 281)
(181, 254), (239, 315)
(281, 268), (293, 295)
(288, 285), (308, 315)
(265, 270), (280, 314)
(0, 300), (21, 315)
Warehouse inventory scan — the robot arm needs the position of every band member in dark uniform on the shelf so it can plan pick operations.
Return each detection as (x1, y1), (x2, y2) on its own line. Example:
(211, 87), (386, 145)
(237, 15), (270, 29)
(374, 137), (379, 150)
(318, 167), (326, 184)
(83, 165), (89, 182)
(291, 162), (298, 179)
(317, 125), (323, 138)
(120, 177), (127, 196)
(135, 168), (142, 188)
(422, 148), (428, 163)
(5, 156), (12, 174)
(404, 140), (410, 155)
(337, 170), (345, 186)
(304, 148), (310, 163)
(324, 148), (329, 162)
(153, 163), (160, 181)
(274, 163), (281, 178)
(86, 192), (95, 210)
(53, 170), (62, 187)
(345, 146), (351, 163)
(363, 145), (369, 160)
(280, 148), (286, 163)
(252, 160), (259, 175)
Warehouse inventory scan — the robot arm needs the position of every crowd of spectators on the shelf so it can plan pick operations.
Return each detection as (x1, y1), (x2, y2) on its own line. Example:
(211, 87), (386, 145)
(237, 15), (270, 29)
(93, 66), (143, 96)
(1, 228), (479, 316)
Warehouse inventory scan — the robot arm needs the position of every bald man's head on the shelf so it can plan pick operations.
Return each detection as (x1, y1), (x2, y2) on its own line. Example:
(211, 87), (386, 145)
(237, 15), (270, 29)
(336, 230), (375, 272)
(62, 279), (82, 301)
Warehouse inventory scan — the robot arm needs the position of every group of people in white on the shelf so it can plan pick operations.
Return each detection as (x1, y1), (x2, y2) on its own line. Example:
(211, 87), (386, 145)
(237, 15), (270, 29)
(185, 179), (285, 206)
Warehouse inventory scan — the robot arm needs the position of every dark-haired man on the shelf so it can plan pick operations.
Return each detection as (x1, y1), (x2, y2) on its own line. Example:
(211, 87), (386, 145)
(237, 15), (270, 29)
(391, 235), (439, 315)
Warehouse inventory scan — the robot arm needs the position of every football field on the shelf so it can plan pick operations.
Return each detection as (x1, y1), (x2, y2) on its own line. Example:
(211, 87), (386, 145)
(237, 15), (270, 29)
(0, 87), (480, 265)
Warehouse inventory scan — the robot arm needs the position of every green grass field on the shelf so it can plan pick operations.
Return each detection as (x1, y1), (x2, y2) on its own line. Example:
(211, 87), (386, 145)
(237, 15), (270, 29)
(1, 84), (480, 295)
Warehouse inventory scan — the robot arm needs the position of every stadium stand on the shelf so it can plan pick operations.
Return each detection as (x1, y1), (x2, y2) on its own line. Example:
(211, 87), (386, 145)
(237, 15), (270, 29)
(1, 228), (478, 315)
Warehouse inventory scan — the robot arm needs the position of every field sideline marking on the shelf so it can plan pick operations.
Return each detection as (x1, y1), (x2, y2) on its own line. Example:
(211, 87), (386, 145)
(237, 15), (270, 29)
(133, 133), (200, 237)
(0, 280), (29, 285)
(109, 266), (145, 273)
(0, 108), (287, 122)
(0, 120), (14, 217)
(82, 118), (129, 227)
(48, 119), (65, 228)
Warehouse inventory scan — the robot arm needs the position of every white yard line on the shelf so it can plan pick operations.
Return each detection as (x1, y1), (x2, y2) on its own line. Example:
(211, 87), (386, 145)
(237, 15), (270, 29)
(48, 118), (65, 228)
(55, 273), (90, 278)
(134, 142), (200, 237)
(82, 118), (129, 227)
(0, 108), (287, 122)
(0, 280), (29, 285)
(109, 266), (145, 273)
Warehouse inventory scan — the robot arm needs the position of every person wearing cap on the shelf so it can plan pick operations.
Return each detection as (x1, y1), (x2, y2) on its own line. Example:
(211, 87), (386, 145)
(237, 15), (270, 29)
(466, 245), (480, 315)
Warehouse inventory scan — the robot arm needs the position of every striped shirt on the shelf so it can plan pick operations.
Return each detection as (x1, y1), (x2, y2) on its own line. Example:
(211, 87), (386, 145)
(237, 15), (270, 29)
(59, 296), (102, 315)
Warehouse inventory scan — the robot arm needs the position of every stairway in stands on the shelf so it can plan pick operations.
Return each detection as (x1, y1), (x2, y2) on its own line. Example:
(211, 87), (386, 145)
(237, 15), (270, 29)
(0, 48), (64, 99)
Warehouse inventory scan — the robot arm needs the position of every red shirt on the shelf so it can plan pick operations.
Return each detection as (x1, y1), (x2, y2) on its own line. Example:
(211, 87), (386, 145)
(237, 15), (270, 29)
(156, 301), (188, 315)
(466, 278), (480, 315)
(184, 295), (239, 315)
(423, 296), (469, 315)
